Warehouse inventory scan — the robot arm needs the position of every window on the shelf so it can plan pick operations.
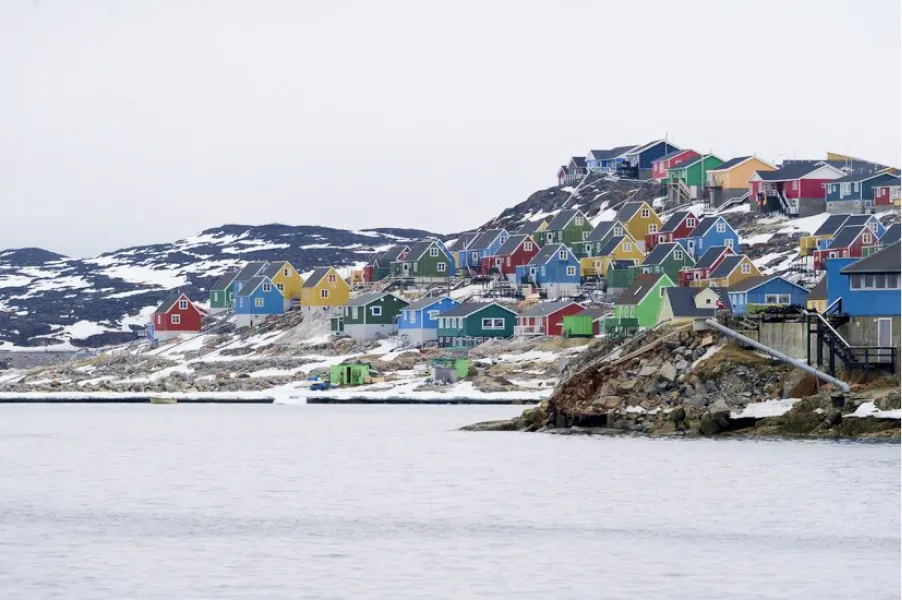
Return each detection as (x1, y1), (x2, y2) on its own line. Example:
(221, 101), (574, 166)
(262, 283), (271, 292)
(582, 231), (589, 240)
(853, 182), (859, 192)
(471, 251), (479, 261)
(541, 266), (546, 276)
(659, 287), (666, 298)
(429, 247), (439, 257)
(171, 314), (181, 324)
(725, 239), (734, 249)
(641, 208), (650, 218)
(427, 310), (439, 321)
(328, 274), (337, 283)
(575, 216), (584, 225)
(687, 240), (695, 250)
(892, 187), (901, 200)
(559, 250), (568, 260)
(716, 221), (726, 233)
(481, 317), (505, 330)
(614, 226), (623, 236)
(674, 249), (683, 260)
(254, 298), (264, 308)
(178, 299), (187, 310)
(566, 265), (577, 276)
(792, 180), (799, 191)
(765, 294), (791, 304)
(524, 241), (534, 251)
(320, 289), (329, 299)
(437, 262), (447, 272)
(851, 273), (901, 290)
(686, 218), (696, 228)
(741, 263), (751, 274)
(284, 268), (290, 277)
(371, 306), (382, 316)
(840, 183), (851, 196)
(276, 283), (284, 291)
(863, 233), (873, 244)
(546, 232), (554, 242)
(648, 224), (658, 233)
(585, 243), (592, 254)
(623, 242), (632, 252)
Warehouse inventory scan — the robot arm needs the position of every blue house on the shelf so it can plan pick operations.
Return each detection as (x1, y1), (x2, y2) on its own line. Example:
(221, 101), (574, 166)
(460, 229), (509, 272)
(235, 275), (284, 327)
(515, 243), (580, 298)
(726, 275), (810, 314)
(679, 216), (739, 258)
(586, 145), (637, 171)
(232, 261), (269, 297)
(825, 172), (901, 214)
(618, 140), (680, 179)
(398, 296), (460, 346)
(813, 214), (887, 253)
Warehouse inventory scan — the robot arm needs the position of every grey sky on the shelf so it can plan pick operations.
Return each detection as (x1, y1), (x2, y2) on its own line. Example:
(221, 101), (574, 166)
(2, 0), (899, 257)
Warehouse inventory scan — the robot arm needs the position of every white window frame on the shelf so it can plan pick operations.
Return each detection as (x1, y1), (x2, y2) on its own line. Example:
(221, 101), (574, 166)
(623, 242), (632, 252)
(170, 314), (181, 324)
(320, 289), (329, 299)
(674, 249), (683, 260)
(524, 241), (534, 251)
(840, 183), (851, 196)
(178, 299), (187, 310)
(471, 251), (479, 261)
(328, 274), (337, 283)
(686, 218), (696, 228)
(546, 232), (554, 242)
(558, 250), (568, 260)
(648, 224), (658, 233)
(724, 239), (734, 249)
(370, 305), (382, 316)
(582, 231), (589, 240)
(262, 282), (271, 292)
(716, 221), (726, 233)
(566, 265), (577, 276)
(276, 283), (284, 291)
(862, 232), (873, 244)
(641, 208), (650, 218)
(575, 216), (584, 226)
(429, 247), (439, 257)
(765, 294), (791, 304)
(254, 298), (264, 308)
(614, 226), (623, 236)
(427, 310), (439, 321)
(437, 262), (447, 272)
(741, 263), (751, 274)
(284, 268), (290, 277)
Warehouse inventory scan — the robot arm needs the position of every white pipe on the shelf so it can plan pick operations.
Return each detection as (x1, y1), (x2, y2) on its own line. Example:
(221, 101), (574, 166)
(704, 319), (851, 393)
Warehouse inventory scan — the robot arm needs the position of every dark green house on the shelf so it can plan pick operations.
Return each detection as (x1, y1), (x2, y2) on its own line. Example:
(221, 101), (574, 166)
(391, 239), (455, 281)
(342, 292), (410, 340)
(579, 220), (631, 258)
(370, 245), (410, 282)
(209, 269), (240, 313)
(437, 302), (518, 348)
(541, 209), (594, 253)
(627, 242), (695, 285)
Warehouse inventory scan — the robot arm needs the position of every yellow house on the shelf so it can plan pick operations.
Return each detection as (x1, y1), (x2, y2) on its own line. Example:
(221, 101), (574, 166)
(707, 254), (761, 288)
(300, 266), (350, 310)
(616, 201), (663, 245)
(806, 276), (827, 313)
(261, 261), (304, 310)
(798, 214), (852, 256)
(657, 287), (722, 325)
(580, 235), (644, 277)
(706, 156), (776, 191)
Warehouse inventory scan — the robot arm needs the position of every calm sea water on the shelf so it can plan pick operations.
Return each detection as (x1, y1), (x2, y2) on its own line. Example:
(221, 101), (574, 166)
(0, 404), (898, 600)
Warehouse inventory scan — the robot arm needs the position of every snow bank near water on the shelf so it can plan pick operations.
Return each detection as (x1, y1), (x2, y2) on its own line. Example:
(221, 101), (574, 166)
(847, 402), (902, 420)
(731, 398), (797, 419)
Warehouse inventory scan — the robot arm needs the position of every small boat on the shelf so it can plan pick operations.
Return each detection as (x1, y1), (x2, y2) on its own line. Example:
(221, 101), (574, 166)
(150, 397), (178, 405)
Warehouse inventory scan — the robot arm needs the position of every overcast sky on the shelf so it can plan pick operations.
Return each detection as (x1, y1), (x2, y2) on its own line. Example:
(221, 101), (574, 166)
(1, 0), (899, 257)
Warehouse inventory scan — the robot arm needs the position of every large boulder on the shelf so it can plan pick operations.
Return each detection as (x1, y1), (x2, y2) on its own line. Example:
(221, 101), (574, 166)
(658, 361), (677, 382)
(782, 370), (819, 399)
(876, 391), (901, 411)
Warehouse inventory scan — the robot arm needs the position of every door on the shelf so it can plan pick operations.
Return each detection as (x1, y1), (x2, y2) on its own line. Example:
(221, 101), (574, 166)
(877, 318), (893, 363)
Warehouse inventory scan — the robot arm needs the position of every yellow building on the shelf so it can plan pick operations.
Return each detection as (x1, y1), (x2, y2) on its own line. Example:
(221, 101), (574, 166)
(657, 287), (722, 325)
(262, 261), (305, 310)
(300, 266), (350, 310)
(706, 156), (776, 191)
(579, 235), (644, 277)
(806, 276), (827, 313)
(707, 254), (761, 288)
(616, 201), (663, 245)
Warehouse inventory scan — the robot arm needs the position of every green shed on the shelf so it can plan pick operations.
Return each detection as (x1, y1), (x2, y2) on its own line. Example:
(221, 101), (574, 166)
(429, 350), (470, 383)
(329, 361), (372, 386)
(562, 306), (608, 337)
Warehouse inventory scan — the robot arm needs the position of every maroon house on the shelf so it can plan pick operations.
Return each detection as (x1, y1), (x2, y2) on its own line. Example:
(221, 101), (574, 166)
(151, 291), (206, 341)
(645, 210), (699, 251)
(515, 301), (584, 337)
(481, 234), (539, 279)
(873, 180), (901, 206)
(651, 149), (700, 180)
(812, 225), (879, 271)
(679, 245), (734, 287)
(748, 162), (845, 216)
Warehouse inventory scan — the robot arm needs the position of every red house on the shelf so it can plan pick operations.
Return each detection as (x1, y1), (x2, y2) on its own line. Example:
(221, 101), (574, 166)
(812, 225), (879, 271)
(481, 234), (539, 279)
(515, 301), (584, 336)
(679, 245), (734, 286)
(749, 162), (845, 216)
(873, 180), (901, 206)
(645, 210), (699, 251)
(651, 149), (700, 180)
(151, 291), (206, 341)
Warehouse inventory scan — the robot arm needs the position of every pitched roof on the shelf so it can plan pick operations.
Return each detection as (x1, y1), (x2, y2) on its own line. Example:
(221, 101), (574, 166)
(586, 220), (625, 242)
(755, 162), (833, 181)
(827, 226), (866, 250)
(517, 220), (546, 234)
(873, 177), (902, 188)
(616, 202), (647, 222)
(377, 244), (410, 263)
(594, 236), (625, 256)
(405, 295), (456, 311)
(347, 291), (407, 307)
(570, 156), (587, 168)
(642, 242), (680, 266)
(573, 305), (609, 320)
(546, 209), (582, 231)
(660, 211), (690, 233)
(670, 154), (722, 171)
(236, 276), (271, 298)
(625, 139), (673, 156)
(882, 223), (901, 246)
(519, 301), (580, 318)
(402, 240), (442, 262)
(210, 269), (240, 291)
(664, 287), (717, 319)
(707, 156), (752, 172)
(727, 275), (778, 293)
(154, 291), (183, 314)
(708, 255), (747, 279)
(440, 301), (517, 318)
(812, 214), (853, 237)
(495, 234), (531, 256)
(262, 261), (291, 279)
(302, 267), (332, 288)
(686, 216), (724, 238)
(653, 149), (692, 164)
(234, 261), (267, 282)
(588, 145), (638, 161)
(842, 214), (876, 228)
(829, 171), (899, 184)
(468, 229), (506, 251)
(808, 276), (827, 301)
(610, 259), (637, 269)
(694, 246), (731, 269)
(618, 273), (667, 306)
(840, 242), (901, 274)
(528, 243), (573, 265)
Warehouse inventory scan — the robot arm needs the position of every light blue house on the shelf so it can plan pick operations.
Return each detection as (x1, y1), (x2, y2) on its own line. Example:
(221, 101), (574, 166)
(235, 275), (284, 327)
(679, 216), (739, 258)
(586, 145), (637, 171)
(825, 172), (900, 214)
(460, 229), (509, 273)
(398, 296), (460, 346)
(726, 275), (809, 314)
(515, 243), (580, 298)
(232, 261), (269, 297)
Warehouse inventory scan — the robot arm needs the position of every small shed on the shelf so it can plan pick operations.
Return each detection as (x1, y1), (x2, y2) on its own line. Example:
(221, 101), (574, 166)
(329, 361), (372, 386)
(562, 306), (608, 337)
(429, 349), (469, 383)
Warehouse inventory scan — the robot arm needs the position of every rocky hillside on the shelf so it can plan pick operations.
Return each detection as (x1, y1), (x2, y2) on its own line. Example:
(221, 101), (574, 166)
(0, 225), (437, 349)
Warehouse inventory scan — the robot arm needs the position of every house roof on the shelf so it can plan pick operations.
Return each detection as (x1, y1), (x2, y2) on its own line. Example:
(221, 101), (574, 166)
(302, 267), (333, 288)
(706, 156), (752, 172)
(234, 261), (267, 282)
(528, 243), (573, 265)
(403, 240), (446, 262)
(405, 295), (456, 311)
(588, 145), (638, 161)
(625, 139), (673, 156)
(827, 226), (866, 250)
(843, 215), (877, 228)
(519, 301), (580, 318)
(495, 234), (531, 256)
(670, 154), (722, 171)
(660, 211), (691, 233)
(755, 162), (836, 181)
(709, 255), (747, 279)
(882, 223), (901, 246)
(616, 202), (647, 222)
(686, 215), (724, 238)
(840, 242), (901, 274)
(610, 259), (637, 269)
(653, 149), (692, 164)
(450, 233), (477, 252)
(618, 273), (667, 306)
(574, 305), (609, 320)
(210, 269), (240, 291)
(236, 276), (272, 298)
(694, 246), (731, 269)
(829, 171), (899, 184)
(347, 291), (407, 307)
(570, 156), (587, 168)
(586, 220), (626, 242)
(378, 244), (410, 263)
(517, 220), (546, 234)
(440, 301), (517, 318)
(642, 242), (680, 266)
(664, 287), (717, 319)
(262, 261), (291, 279)
(808, 276), (827, 301)
(154, 291), (185, 314)
(546, 209), (583, 231)
(812, 214), (853, 237)
(468, 229), (506, 252)
(597, 236), (627, 256)
(727, 275), (777, 293)
(874, 178), (902, 188)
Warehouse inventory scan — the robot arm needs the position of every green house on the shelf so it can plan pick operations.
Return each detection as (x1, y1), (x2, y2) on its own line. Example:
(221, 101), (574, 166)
(371, 245), (410, 281)
(329, 361), (371, 386)
(607, 272), (675, 333)
(209, 269), (240, 312)
(342, 292), (410, 340)
(391, 239), (454, 280)
(627, 242), (695, 285)
(579, 220), (632, 258)
(541, 209), (594, 253)
(605, 259), (640, 294)
(666, 154), (724, 188)
(562, 306), (607, 337)
(436, 302), (518, 348)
